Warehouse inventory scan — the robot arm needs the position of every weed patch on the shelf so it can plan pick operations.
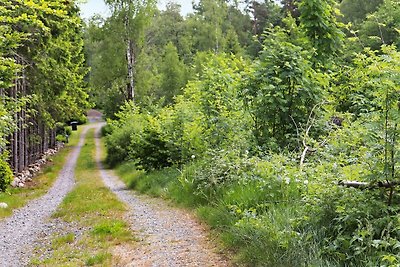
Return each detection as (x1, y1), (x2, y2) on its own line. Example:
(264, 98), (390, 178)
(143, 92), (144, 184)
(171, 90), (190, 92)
(85, 252), (112, 266)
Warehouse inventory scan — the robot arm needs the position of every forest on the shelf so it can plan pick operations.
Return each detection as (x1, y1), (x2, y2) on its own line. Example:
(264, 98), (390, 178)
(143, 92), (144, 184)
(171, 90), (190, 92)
(0, 0), (89, 189)
(2, 0), (400, 266)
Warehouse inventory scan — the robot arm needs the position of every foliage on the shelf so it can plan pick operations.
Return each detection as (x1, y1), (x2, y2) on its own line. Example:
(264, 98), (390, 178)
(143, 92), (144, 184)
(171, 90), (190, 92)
(0, 155), (13, 192)
(2, 0), (90, 125)
(0, 103), (17, 151)
(104, 103), (144, 167)
(340, 0), (383, 24)
(304, 186), (400, 266)
(106, 53), (253, 170)
(158, 42), (187, 104)
(299, 0), (345, 62)
(85, 0), (259, 112)
(241, 24), (325, 150)
(358, 0), (400, 50)
(0, 0), (89, 192)
(96, 0), (400, 266)
(180, 149), (254, 202)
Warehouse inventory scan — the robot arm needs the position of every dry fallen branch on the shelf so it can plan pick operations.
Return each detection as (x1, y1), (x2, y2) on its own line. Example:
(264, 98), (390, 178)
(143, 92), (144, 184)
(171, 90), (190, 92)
(338, 180), (400, 189)
(295, 101), (331, 171)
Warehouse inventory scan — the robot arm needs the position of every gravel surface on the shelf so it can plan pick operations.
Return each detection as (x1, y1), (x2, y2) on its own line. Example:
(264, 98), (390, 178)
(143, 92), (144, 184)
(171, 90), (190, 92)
(94, 126), (231, 267)
(0, 126), (90, 267)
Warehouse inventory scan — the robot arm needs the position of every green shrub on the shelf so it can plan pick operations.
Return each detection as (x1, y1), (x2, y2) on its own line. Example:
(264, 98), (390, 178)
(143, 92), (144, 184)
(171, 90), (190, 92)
(101, 124), (112, 137)
(134, 120), (180, 170)
(105, 104), (145, 167)
(302, 185), (400, 266)
(0, 157), (13, 192)
(179, 149), (254, 201)
(55, 123), (72, 139)
(105, 123), (133, 167)
(64, 126), (72, 136)
(56, 134), (67, 143)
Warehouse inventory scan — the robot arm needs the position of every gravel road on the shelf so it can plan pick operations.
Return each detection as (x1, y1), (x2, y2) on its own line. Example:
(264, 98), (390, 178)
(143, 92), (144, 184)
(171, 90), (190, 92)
(0, 126), (90, 267)
(0, 122), (230, 266)
(94, 126), (230, 266)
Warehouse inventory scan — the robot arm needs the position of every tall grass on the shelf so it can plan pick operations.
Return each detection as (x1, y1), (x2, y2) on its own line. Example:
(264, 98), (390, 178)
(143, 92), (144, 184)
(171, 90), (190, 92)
(115, 159), (334, 266)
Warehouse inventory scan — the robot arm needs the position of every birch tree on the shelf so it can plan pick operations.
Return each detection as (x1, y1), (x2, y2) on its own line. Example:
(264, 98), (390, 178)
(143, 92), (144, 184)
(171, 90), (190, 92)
(104, 0), (156, 102)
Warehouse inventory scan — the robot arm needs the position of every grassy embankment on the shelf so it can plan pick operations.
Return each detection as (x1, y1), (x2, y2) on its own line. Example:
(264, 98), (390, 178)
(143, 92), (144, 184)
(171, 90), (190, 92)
(114, 161), (330, 266)
(0, 127), (82, 219)
(30, 129), (135, 266)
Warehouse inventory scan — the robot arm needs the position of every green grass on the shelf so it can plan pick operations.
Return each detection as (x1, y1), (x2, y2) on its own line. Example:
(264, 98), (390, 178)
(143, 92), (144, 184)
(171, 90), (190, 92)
(0, 126), (81, 219)
(116, 162), (179, 197)
(31, 129), (136, 266)
(92, 220), (131, 240)
(85, 252), (112, 266)
(52, 233), (75, 249)
(115, 161), (204, 208)
(113, 159), (333, 266)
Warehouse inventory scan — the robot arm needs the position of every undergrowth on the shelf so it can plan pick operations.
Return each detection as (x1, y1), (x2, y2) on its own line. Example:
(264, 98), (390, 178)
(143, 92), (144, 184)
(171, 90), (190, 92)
(116, 158), (332, 266)
(104, 45), (400, 266)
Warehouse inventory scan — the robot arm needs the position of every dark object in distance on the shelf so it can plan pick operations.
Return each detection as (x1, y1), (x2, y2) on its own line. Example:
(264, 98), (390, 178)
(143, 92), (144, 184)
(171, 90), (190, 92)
(70, 121), (78, 131)
(331, 116), (343, 127)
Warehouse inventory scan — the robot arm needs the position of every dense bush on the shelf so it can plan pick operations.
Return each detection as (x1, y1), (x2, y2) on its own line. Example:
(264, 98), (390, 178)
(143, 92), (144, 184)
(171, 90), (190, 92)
(105, 43), (400, 266)
(106, 54), (254, 170)
(105, 104), (144, 167)
(241, 23), (325, 150)
(0, 156), (13, 192)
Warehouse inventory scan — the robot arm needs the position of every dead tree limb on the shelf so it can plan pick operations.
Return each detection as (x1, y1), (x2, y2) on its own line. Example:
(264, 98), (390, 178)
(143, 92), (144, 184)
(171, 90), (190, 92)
(338, 180), (400, 189)
(297, 102), (329, 170)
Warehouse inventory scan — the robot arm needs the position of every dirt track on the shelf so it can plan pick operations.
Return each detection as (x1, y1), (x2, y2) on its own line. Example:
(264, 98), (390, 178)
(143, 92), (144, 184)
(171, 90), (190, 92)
(0, 121), (230, 266)
(0, 126), (91, 266)
(94, 126), (230, 267)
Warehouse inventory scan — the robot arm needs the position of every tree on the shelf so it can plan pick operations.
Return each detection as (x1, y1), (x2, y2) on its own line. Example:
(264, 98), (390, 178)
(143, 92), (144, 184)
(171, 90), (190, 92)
(358, 0), (400, 50)
(282, 0), (300, 19)
(85, 15), (128, 117)
(339, 0), (383, 24)
(104, 0), (156, 102)
(0, 0), (89, 186)
(245, 0), (283, 56)
(159, 42), (187, 104)
(299, 0), (345, 63)
(146, 2), (185, 52)
(241, 25), (324, 150)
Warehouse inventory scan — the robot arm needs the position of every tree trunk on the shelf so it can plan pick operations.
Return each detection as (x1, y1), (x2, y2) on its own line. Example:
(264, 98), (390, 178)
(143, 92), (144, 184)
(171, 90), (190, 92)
(11, 78), (18, 173)
(126, 39), (135, 101)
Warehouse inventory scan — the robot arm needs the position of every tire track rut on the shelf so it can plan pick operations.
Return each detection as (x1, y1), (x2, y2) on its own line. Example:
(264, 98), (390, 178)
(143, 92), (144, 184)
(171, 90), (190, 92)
(0, 126), (91, 266)
(94, 125), (230, 267)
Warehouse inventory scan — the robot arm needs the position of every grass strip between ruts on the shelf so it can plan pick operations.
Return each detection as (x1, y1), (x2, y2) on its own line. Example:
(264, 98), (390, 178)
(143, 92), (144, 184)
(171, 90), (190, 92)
(30, 128), (136, 266)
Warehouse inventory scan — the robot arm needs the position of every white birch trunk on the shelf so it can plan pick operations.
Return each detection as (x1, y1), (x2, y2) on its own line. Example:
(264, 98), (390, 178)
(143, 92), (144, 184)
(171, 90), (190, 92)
(126, 39), (135, 101)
